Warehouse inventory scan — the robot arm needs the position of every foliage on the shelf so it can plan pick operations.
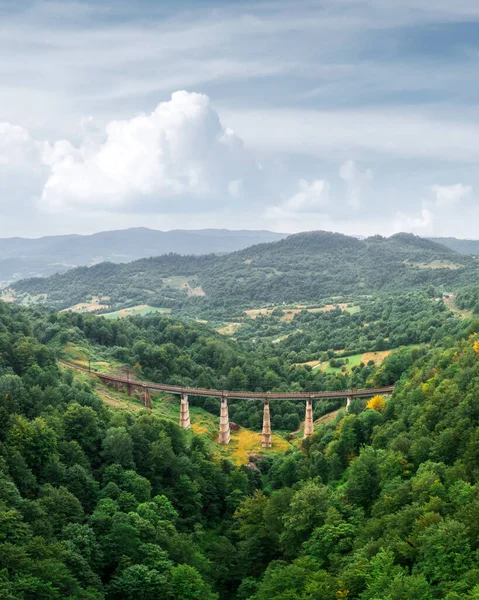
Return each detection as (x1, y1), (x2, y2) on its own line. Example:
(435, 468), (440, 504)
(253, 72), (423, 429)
(2, 287), (479, 598)
(366, 395), (386, 411)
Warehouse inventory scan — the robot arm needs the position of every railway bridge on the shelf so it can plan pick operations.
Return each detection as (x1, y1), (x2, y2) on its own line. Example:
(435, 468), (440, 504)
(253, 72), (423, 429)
(59, 360), (394, 447)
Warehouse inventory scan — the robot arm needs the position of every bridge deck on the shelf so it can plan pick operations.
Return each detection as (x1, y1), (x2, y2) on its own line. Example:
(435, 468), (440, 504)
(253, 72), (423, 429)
(59, 359), (394, 401)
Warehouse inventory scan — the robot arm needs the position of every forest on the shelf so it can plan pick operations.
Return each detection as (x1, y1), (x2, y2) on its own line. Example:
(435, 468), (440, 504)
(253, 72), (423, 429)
(9, 231), (479, 316)
(2, 290), (479, 597)
(456, 287), (479, 314)
(46, 291), (456, 432)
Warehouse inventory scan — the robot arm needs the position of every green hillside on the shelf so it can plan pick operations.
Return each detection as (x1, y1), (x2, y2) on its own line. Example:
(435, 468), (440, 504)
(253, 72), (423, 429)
(8, 231), (475, 316)
(3, 280), (479, 597)
(0, 228), (287, 284)
(429, 237), (479, 255)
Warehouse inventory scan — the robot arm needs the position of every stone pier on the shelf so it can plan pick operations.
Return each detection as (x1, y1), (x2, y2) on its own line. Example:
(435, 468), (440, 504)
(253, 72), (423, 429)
(262, 399), (272, 448)
(180, 393), (191, 429)
(346, 396), (352, 413)
(141, 387), (152, 409)
(303, 397), (314, 438)
(218, 396), (230, 445)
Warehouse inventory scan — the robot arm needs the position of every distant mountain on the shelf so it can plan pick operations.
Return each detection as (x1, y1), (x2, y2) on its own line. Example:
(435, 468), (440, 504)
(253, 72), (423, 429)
(429, 237), (479, 255)
(0, 227), (288, 284)
(10, 230), (474, 315)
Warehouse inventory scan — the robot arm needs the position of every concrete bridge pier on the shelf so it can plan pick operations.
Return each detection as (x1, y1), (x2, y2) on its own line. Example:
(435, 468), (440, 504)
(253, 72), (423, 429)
(262, 399), (272, 448)
(303, 397), (314, 439)
(112, 381), (123, 393)
(218, 396), (230, 445)
(180, 393), (191, 429)
(346, 396), (352, 413)
(140, 387), (152, 409)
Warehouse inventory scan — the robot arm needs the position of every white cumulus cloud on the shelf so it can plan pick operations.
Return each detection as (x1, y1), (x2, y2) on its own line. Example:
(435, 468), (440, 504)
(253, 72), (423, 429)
(264, 177), (330, 231)
(394, 208), (433, 234)
(285, 178), (330, 212)
(431, 183), (472, 207)
(40, 91), (256, 212)
(0, 123), (42, 168)
(339, 160), (372, 210)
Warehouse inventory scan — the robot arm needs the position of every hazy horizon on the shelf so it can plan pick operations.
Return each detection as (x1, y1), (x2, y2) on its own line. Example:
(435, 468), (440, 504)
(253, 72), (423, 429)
(0, 226), (476, 243)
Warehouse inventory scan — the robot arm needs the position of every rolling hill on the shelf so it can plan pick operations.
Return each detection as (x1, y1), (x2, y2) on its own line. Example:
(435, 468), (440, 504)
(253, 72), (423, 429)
(429, 237), (479, 255)
(7, 230), (477, 316)
(0, 227), (287, 284)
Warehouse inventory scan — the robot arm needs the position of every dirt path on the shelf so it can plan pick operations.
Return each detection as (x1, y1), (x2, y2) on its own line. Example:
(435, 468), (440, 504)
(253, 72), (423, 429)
(315, 409), (341, 425)
(444, 294), (472, 319)
(292, 408), (342, 435)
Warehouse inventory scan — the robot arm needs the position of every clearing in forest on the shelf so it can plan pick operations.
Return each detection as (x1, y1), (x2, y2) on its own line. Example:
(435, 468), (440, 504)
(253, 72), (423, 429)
(60, 343), (124, 375)
(444, 294), (473, 319)
(361, 350), (391, 365)
(101, 305), (171, 319)
(161, 276), (205, 296)
(312, 349), (392, 374)
(406, 260), (462, 270)
(323, 353), (364, 373)
(216, 322), (242, 335)
(221, 428), (291, 465)
(295, 359), (322, 369)
(62, 299), (110, 314)
(244, 303), (359, 321)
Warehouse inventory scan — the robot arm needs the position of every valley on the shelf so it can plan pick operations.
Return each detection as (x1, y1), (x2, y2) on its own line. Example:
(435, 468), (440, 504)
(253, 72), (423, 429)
(58, 359), (296, 465)
(2, 230), (479, 599)
(4, 0), (479, 596)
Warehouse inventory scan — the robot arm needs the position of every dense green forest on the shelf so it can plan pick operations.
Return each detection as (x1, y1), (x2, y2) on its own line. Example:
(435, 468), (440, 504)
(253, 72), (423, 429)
(456, 287), (479, 314)
(4, 288), (479, 597)
(9, 232), (479, 316)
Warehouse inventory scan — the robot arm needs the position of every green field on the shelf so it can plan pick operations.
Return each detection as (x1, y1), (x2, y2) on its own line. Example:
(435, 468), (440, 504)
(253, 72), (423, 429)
(323, 352), (364, 373)
(101, 305), (171, 319)
(345, 305), (360, 315)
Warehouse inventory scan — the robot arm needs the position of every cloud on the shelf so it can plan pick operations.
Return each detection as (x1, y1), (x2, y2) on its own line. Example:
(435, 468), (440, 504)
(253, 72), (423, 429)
(264, 177), (330, 233)
(430, 183), (472, 207)
(339, 160), (372, 210)
(0, 123), (42, 168)
(223, 107), (479, 163)
(391, 182), (473, 237)
(40, 91), (256, 212)
(393, 208), (434, 234)
(284, 178), (330, 212)
(0, 122), (48, 222)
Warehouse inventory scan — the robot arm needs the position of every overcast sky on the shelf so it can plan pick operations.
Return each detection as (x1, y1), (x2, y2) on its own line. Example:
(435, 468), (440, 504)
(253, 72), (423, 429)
(2, 0), (479, 238)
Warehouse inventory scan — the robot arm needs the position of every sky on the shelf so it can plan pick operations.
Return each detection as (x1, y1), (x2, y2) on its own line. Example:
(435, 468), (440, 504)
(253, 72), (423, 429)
(2, 0), (479, 239)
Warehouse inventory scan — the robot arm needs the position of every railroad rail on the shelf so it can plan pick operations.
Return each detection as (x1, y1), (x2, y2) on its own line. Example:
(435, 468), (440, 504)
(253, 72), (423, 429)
(59, 359), (394, 446)
(58, 359), (393, 401)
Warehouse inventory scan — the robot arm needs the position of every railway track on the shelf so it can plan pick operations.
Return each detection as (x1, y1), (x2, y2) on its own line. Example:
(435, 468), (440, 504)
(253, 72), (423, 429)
(58, 359), (394, 401)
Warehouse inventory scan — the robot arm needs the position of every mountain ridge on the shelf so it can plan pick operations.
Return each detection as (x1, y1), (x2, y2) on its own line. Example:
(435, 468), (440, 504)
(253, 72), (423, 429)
(8, 230), (473, 316)
(428, 236), (479, 255)
(0, 227), (288, 284)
